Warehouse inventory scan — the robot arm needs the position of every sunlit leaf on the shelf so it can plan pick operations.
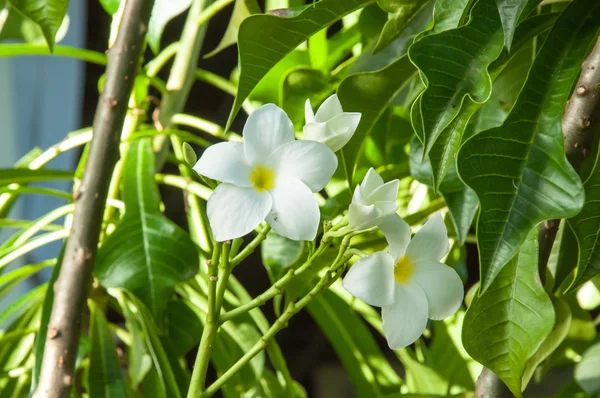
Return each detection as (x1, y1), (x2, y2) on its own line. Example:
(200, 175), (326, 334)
(261, 231), (304, 283)
(0, 2), (69, 44)
(7, 0), (68, 50)
(95, 139), (198, 321)
(206, 0), (261, 58)
(373, 0), (431, 53)
(430, 0), (472, 33)
(0, 168), (73, 186)
(147, 0), (192, 54)
(462, 230), (554, 397)
(457, 0), (600, 291)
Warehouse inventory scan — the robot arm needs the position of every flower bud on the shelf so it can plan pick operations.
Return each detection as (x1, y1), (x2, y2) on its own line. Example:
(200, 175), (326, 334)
(348, 168), (399, 230)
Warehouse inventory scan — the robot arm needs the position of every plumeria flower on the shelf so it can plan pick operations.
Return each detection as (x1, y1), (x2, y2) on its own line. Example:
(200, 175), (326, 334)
(347, 168), (400, 230)
(343, 213), (464, 349)
(303, 94), (361, 152)
(194, 104), (338, 242)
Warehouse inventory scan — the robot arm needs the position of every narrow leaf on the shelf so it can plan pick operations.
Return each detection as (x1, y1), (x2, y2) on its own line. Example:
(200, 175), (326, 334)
(205, 0), (261, 58)
(373, 0), (431, 54)
(7, 0), (68, 50)
(88, 300), (128, 398)
(0, 168), (74, 186)
(147, 0), (192, 54)
(457, 0), (600, 291)
(462, 230), (554, 397)
(494, 0), (541, 50)
(227, 0), (372, 130)
(95, 139), (199, 321)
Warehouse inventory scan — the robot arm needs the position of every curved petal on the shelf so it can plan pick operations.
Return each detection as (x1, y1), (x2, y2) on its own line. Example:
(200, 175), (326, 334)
(305, 98), (316, 124)
(379, 214), (411, 261)
(193, 142), (252, 187)
(348, 202), (378, 230)
(266, 178), (320, 241)
(367, 179), (400, 203)
(315, 94), (343, 122)
(342, 252), (395, 307)
(244, 104), (295, 166)
(360, 168), (384, 195)
(327, 112), (361, 143)
(269, 140), (337, 192)
(382, 283), (429, 349)
(303, 121), (333, 141)
(406, 213), (449, 263)
(207, 183), (272, 242)
(413, 261), (464, 320)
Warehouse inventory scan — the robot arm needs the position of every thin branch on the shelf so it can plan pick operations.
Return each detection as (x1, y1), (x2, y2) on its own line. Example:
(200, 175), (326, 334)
(33, 0), (155, 397)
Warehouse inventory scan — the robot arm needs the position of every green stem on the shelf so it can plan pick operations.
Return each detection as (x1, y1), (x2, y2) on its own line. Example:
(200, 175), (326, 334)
(145, 42), (179, 78)
(0, 44), (107, 64)
(339, 149), (353, 199)
(0, 186), (72, 201)
(196, 0), (234, 28)
(172, 113), (241, 140)
(229, 224), (271, 267)
(201, 266), (346, 397)
(187, 242), (222, 398)
(214, 241), (232, 316)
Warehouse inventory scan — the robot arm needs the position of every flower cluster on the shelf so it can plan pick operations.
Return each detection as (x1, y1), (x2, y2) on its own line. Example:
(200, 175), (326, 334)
(193, 95), (463, 349)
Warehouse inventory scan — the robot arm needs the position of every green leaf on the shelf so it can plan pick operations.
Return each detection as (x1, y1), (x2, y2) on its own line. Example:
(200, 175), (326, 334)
(280, 67), (333, 129)
(7, 0), (68, 50)
(408, 0), (504, 157)
(430, 0), (473, 34)
(495, 0), (541, 51)
(457, 0), (600, 291)
(337, 54), (416, 183)
(373, 0), (431, 54)
(99, 0), (120, 15)
(227, 0), (372, 130)
(88, 300), (128, 398)
(0, 168), (73, 186)
(0, 2), (69, 44)
(462, 230), (554, 397)
(163, 300), (203, 357)
(205, 0), (261, 58)
(261, 231), (304, 283)
(148, 0), (192, 54)
(441, 188), (478, 244)
(307, 289), (402, 396)
(575, 342), (600, 396)
(95, 138), (199, 321)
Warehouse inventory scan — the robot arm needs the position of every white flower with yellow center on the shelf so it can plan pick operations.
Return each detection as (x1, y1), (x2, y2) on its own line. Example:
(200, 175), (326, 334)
(347, 168), (399, 230)
(342, 213), (464, 349)
(193, 104), (337, 242)
(304, 94), (361, 152)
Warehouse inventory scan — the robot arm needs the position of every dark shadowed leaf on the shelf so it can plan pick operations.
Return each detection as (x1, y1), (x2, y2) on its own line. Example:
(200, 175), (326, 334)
(494, 0), (541, 50)
(373, 0), (431, 53)
(206, 0), (261, 58)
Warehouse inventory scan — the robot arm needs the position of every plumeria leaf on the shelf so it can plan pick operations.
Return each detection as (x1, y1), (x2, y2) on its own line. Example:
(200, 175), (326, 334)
(457, 0), (600, 292)
(280, 67), (333, 129)
(408, 0), (504, 158)
(307, 289), (402, 395)
(88, 300), (128, 398)
(205, 0), (261, 58)
(430, 0), (472, 33)
(261, 231), (304, 283)
(373, 0), (431, 54)
(7, 0), (68, 50)
(95, 139), (198, 321)
(462, 229), (554, 397)
(148, 0), (192, 54)
(575, 342), (600, 396)
(338, 54), (416, 184)
(0, 2), (69, 44)
(226, 0), (372, 130)
(494, 0), (541, 51)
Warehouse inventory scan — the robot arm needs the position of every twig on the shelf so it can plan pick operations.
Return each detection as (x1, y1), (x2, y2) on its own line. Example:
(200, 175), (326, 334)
(33, 1), (155, 397)
(475, 368), (514, 398)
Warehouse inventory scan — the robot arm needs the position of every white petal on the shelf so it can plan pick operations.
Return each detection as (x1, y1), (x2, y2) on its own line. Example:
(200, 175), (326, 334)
(348, 203), (379, 230)
(304, 98), (316, 124)
(269, 140), (337, 192)
(326, 112), (361, 150)
(342, 252), (395, 307)
(266, 178), (320, 241)
(413, 261), (464, 320)
(303, 121), (333, 141)
(382, 283), (429, 349)
(243, 104), (295, 167)
(406, 213), (449, 263)
(367, 179), (400, 203)
(315, 94), (343, 122)
(207, 183), (272, 241)
(193, 142), (252, 187)
(379, 214), (411, 261)
(360, 168), (384, 195)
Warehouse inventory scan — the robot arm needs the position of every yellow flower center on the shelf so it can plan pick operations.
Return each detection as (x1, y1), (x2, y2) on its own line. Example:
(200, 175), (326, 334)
(394, 256), (414, 284)
(250, 166), (275, 192)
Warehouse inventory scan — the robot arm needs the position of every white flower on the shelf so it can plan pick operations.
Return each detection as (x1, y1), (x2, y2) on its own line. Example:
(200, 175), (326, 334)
(347, 168), (399, 230)
(343, 213), (464, 349)
(303, 94), (361, 152)
(194, 104), (338, 242)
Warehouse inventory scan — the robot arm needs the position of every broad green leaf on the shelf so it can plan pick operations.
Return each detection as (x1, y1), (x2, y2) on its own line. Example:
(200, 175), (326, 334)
(147, 0), (192, 54)
(522, 297), (571, 387)
(408, 0), (504, 157)
(307, 289), (402, 396)
(430, 0), (473, 33)
(441, 187), (477, 244)
(0, 2), (69, 44)
(99, 0), (119, 15)
(396, 348), (447, 394)
(261, 231), (304, 283)
(227, 0), (372, 130)
(87, 300), (128, 398)
(206, 0), (261, 58)
(163, 300), (202, 357)
(495, 0), (541, 50)
(0, 168), (73, 186)
(462, 230), (554, 397)
(373, 0), (431, 54)
(575, 342), (600, 396)
(338, 54), (416, 184)
(457, 0), (600, 291)
(280, 67), (333, 129)
(95, 138), (198, 321)
(7, 0), (68, 50)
